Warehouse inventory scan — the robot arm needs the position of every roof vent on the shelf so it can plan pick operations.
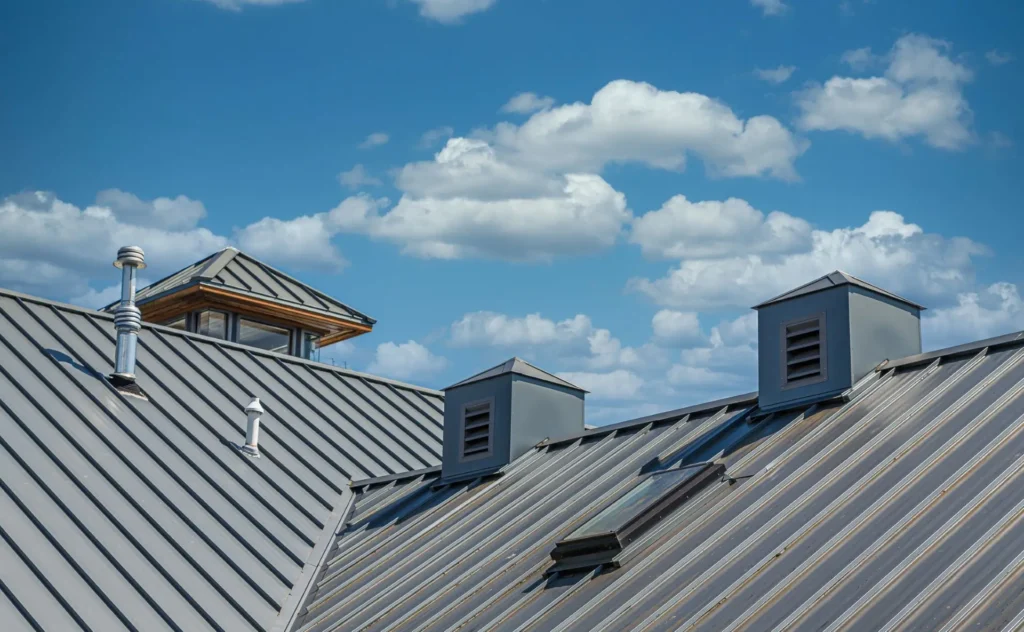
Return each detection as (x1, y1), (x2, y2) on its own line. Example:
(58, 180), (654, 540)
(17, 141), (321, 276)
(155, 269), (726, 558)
(783, 315), (826, 386)
(460, 400), (493, 460)
(111, 246), (146, 388)
(241, 397), (263, 458)
(441, 358), (586, 482)
(755, 271), (923, 413)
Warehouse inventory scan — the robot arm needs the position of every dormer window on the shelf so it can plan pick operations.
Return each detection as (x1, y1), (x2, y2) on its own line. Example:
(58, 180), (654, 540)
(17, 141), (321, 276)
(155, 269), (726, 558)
(114, 247), (377, 361)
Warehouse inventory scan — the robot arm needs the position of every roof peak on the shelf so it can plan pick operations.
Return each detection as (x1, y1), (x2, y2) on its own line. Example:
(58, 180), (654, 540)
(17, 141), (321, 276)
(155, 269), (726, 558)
(753, 270), (925, 310)
(444, 356), (587, 392)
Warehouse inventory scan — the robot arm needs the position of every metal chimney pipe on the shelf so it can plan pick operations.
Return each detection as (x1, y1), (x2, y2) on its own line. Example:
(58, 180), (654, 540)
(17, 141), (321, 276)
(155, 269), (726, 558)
(112, 246), (146, 383)
(241, 397), (264, 457)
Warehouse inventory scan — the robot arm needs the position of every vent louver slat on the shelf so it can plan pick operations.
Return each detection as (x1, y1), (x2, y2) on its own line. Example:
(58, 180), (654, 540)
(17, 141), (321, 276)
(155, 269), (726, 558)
(784, 317), (823, 385)
(461, 401), (493, 459)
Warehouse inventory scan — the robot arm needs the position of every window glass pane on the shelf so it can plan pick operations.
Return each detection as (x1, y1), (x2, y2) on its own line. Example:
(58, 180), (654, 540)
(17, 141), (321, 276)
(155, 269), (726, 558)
(162, 315), (188, 331)
(566, 465), (709, 540)
(238, 318), (290, 353)
(196, 311), (228, 339)
(302, 332), (321, 361)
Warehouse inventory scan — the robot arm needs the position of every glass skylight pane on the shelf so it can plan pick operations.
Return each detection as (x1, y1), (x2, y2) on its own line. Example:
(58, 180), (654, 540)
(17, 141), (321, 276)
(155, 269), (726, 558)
(566, 464), (710, 540)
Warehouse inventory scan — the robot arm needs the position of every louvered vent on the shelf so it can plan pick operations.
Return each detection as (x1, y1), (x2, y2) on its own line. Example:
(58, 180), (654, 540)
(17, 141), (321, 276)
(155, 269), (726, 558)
(783, 315), (826, 386)
(461, 400), (493, 460)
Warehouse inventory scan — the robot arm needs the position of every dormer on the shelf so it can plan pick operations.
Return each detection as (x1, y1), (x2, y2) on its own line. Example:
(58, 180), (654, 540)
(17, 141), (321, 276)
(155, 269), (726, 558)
(754, 271), (924, 413)
(103, 247), (374, 359)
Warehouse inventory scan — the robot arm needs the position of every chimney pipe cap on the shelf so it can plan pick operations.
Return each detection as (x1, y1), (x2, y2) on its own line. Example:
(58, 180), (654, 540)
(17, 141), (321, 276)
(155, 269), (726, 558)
(245, 397), (264, 415)
(113, 246), (146, 270)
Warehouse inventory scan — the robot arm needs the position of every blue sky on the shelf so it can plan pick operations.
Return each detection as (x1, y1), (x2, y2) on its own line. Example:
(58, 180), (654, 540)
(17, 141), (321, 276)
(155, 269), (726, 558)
(1, 0), (1021, 423)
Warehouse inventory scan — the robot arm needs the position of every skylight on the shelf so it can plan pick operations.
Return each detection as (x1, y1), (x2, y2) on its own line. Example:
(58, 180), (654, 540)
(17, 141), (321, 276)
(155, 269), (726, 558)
(549, 462), (724, 573)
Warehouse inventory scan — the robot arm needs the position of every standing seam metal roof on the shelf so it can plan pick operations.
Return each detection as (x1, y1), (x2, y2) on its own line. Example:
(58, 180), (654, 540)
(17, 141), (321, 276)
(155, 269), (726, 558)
(0, 288), (442, 632)
(295, 330), (1024, 632)
(105, 248), (375, 326)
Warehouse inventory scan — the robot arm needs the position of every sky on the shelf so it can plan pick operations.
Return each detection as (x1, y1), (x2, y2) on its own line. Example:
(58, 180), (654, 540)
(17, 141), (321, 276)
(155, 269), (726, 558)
(1, 0), (1022, 424)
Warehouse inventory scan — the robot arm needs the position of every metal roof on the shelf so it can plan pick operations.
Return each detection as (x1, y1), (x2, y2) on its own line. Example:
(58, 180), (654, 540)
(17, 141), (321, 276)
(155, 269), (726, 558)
(295, 330), (1024, 632)
(104, 247), (375, 327)
(753, 270), (926, 310)
(444, 357), (586, 392)
(0, 288), (442, 631)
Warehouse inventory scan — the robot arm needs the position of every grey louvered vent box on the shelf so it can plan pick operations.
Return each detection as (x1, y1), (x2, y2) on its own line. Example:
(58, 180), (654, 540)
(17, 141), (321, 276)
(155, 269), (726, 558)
(441, 358), (586, 482)
(755, 271), (924, 413)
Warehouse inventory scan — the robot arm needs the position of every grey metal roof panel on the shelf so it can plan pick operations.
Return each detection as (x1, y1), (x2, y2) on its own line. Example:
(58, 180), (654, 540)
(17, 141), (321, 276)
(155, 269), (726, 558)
(753, 270), (926, 310)
(105, 247), (375, 326)
(444, 356), (587, 392)
(0, 287), (442, 631)
(295, 334), (1024, 632)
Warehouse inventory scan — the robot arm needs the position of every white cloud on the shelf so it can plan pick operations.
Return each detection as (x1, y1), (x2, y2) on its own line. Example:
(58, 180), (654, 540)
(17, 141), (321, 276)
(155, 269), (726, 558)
(485, 79), (807, 181)
(408, 0), (496, 23)
(651, 310), (704, 346)
(755, 65), (796, 84)
(630, 207), (987, 310)
(923, 283), (1024, 349)
(359, 132), (390, 149)
(235, 195), (388, 271)
(199, 0), (305, 10)
(751, 0), (788, 16)
(362, 138), (631, 261)
(338, 164), (382, 190)
(451, 311), (591, 347)
(798, 34), (974, 149)
(450, 310), (666, 372)
(419, 126), (455, 148)
(630, 194), (812, 259)
(367, 341), (447, 379)
(501, 92), (556, 114)
(95, 189), (206, 230)
(986, 50), (1014, 66)
(0, 191), (228, 298)
(556, 370), (645, 400)
(841, 47), (878, 71)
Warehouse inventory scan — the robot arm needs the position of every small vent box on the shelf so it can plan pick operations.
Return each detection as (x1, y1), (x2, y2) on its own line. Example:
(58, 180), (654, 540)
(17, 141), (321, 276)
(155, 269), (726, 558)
(755, 271), (923, 413)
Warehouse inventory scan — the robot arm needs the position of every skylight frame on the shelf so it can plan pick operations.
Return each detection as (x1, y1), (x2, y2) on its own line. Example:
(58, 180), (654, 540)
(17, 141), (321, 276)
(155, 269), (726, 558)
(549, 461), (724, 573)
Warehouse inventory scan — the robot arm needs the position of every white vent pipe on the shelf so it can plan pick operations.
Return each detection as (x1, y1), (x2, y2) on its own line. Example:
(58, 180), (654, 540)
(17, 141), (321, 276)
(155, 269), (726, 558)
(241, 397), (264, 457)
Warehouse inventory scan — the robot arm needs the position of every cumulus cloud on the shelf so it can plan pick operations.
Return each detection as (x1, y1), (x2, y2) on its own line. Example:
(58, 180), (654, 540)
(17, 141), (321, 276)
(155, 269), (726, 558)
(751, 0), (788, 16)
(501, 92), (556, 114)
(486, 79), (806, 181)
(408, 0), (496, 23)
(364, 138), (631, 261)
(629, 206), (987, 310)
(0, 191), (228, 298)
(651, 310), (704, 346)
(450, 310), (663, 371)
(338, 164), (382, 190)
(367, 341), (447, 379)
(94, 189), (207, 230)
(235, 195), (389, 270)
(923, 283), (1024, 349)
(630, 195), (812, 259)
(359, 132), (390, 149)
(556, 370), (645, 400)
(798, 34), (974, 149)
(755, 65), (796, 84)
